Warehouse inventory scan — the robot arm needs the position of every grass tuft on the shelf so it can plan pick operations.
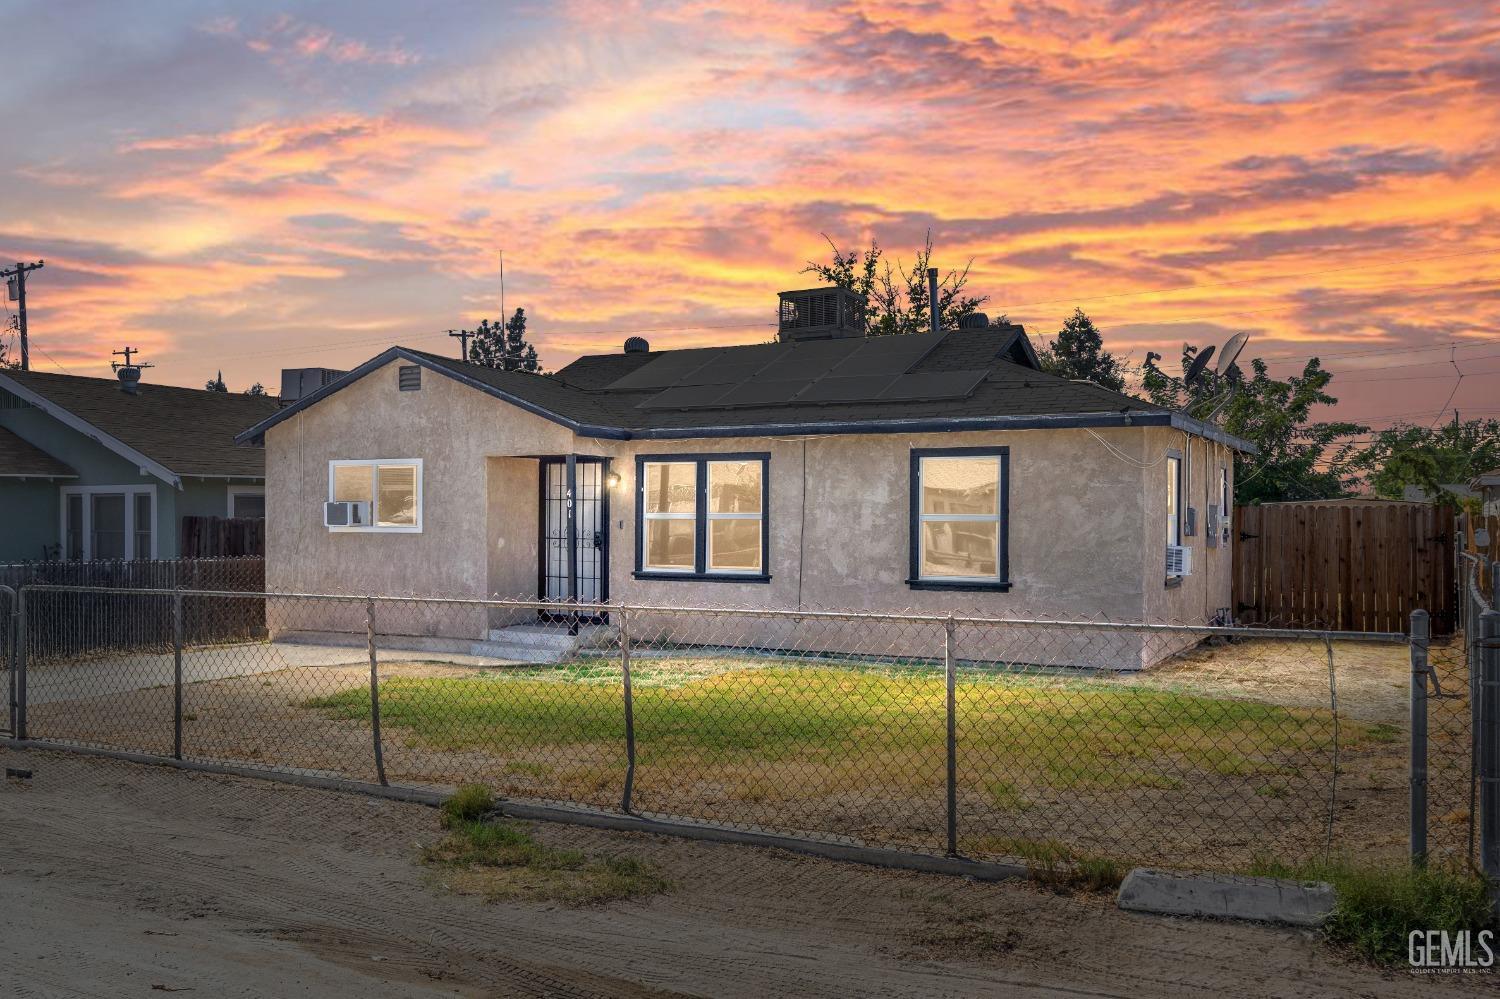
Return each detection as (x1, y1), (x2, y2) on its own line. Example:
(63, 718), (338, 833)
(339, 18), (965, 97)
(440, 784), (495, 829)
(1247, 856), (1494, 965)
(979, 835), (1124, 892)
(423, 816), (671, 906)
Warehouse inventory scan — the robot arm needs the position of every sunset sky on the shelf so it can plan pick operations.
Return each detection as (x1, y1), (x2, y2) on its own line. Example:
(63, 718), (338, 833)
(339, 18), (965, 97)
(5, 1), (1500, 428)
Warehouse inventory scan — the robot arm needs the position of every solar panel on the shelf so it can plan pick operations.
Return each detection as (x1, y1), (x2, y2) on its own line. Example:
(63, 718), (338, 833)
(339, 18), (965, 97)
(672, 343), (784, 386)
(605, 349), (727, 391)
(752, 339), (857, 382)
(828, 332), (945, 377)
(714, 379), (814, 408)
(879, 369), (987, 402)
(793, 374), (898, 404)
(636, 384), (733, 410)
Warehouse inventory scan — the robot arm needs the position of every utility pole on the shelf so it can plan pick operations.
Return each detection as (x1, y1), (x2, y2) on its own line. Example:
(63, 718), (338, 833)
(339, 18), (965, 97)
(2, 260), (44, 371)
(448, 328), (471, 359)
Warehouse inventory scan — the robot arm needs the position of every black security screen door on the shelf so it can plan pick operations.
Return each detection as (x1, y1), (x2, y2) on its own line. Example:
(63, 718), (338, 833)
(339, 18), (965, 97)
(539, 457), (609, 612)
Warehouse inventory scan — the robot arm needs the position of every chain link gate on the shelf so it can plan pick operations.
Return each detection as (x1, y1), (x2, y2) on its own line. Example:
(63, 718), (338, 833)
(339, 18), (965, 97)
(1, 585), (15, 738)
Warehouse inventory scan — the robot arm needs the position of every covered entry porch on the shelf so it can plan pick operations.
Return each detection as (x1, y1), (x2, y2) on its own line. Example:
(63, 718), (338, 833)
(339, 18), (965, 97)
(485, 452), (616, 652)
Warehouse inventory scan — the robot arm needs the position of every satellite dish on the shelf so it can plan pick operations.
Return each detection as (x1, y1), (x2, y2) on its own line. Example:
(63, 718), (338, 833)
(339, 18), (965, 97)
(1184, 345), (1215, 385)
(1217, 332), (1250, 374)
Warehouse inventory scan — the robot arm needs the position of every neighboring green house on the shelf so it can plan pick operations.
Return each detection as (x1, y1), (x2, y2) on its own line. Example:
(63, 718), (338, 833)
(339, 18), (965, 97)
(0, 368), (278, 562)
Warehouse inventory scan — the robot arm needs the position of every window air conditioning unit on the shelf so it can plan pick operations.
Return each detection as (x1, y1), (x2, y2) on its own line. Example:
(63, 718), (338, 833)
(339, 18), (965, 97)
(324, 501), (370, 527)
(1166, 544), (1193, 577)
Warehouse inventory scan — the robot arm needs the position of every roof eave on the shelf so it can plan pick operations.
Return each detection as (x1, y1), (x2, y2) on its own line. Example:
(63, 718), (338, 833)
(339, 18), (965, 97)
(628, 411), (1258, 452)
(0, 373), (183, 487)
(235, 347), (629, 445)
(233, 346), (1256, 453)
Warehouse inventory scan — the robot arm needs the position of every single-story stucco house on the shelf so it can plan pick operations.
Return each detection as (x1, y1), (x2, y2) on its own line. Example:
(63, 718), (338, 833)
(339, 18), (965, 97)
(0, 367), (277, 562)
(236, 287), (1252, 668)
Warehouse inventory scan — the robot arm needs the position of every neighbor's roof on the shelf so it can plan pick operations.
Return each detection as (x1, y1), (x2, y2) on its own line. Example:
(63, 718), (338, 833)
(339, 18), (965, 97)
(237, 326), (1255, 452)
(0, 369), (279, 484)
(1472, 467), (1500, 488)
(0, 426), (76, 479)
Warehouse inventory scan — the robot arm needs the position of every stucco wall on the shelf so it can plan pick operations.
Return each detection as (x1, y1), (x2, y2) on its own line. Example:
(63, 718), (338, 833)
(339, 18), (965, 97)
(263, 359), (590, 639)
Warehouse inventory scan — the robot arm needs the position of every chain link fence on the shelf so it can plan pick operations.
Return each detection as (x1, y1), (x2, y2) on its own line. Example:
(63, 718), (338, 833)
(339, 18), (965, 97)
(8, 584), (1442, 877)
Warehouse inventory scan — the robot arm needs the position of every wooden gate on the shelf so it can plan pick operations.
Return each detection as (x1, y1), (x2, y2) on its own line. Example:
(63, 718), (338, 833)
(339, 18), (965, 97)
(1233, 502), (1454, 634)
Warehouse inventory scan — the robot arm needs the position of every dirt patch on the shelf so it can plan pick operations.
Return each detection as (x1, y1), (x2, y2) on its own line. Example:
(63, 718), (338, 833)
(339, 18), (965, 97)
(2, 747), (1489, 997)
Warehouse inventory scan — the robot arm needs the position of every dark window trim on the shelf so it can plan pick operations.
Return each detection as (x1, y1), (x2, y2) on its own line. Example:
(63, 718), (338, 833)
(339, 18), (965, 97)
(1165, 447), (1184, 585)
(908, 446), (1011, 593)
(633, 452), (771, 582)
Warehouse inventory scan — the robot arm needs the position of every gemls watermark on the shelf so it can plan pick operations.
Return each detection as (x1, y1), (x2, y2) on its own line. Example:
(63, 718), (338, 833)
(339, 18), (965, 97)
(1409, 930), (1495, 974)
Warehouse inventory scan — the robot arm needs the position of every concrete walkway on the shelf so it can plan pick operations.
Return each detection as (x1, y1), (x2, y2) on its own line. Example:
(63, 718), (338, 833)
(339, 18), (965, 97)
(18, 641), (517, 707)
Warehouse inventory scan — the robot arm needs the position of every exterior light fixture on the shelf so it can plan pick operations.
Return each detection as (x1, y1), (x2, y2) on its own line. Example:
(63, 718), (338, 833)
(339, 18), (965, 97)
(606, 471), (622, 489)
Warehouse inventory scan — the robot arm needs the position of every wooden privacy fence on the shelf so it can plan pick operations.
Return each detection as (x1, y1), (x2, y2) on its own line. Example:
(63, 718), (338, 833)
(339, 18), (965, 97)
(0, 557), (266, 661)
(1233, 502), (1454, 634)
(180, 516), (265, 558)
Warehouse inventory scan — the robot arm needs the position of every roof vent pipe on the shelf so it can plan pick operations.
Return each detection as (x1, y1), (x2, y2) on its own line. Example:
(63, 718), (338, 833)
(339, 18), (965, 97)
(623, 336), (650, 354)
(927, 267), (939, 336)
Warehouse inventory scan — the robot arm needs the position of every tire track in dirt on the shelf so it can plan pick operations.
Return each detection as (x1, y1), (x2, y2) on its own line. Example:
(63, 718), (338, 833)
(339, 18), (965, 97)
(1, 749), (1485, 998)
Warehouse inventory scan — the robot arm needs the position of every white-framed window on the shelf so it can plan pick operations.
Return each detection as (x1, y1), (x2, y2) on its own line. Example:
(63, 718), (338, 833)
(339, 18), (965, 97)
(58, 484), (157, 561)
(227, 486), (265, 519)
(636, 453), (768, 578)
(326, 459), (422, 533)
(910, 448), (1010, 589)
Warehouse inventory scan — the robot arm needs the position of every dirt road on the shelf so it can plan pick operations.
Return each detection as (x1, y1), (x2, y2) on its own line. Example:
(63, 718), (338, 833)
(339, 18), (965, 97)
(0, 746), (1476, 997)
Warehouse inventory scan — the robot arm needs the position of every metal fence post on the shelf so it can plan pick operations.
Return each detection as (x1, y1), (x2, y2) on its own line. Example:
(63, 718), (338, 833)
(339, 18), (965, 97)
(1481, 610), (1500, 882)
(945, 614), (958, 858)
(172, 589), (184, 761)
(367, 598), (387, 786)
(1410, 609), (1430, 866)
(2, 585), (16, 737)
(15, 587), (26, 742)
(620, 607), (636, 814)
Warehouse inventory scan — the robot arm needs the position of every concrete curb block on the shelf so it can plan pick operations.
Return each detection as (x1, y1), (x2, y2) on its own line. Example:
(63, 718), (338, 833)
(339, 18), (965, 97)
(1117, 868), (1334, 927)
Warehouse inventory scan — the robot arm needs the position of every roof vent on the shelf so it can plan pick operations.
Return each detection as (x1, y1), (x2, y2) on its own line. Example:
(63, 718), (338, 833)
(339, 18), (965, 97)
(777, 287), (866, 342)
(959, 312), (989, 329)
(116, 365), (141, 395)
(624, 336), (650, 354)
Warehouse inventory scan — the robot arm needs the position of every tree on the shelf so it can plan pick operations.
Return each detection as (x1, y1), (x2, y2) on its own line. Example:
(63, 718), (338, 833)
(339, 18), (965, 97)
(1348, 419), (1500, 503)
(1037, 308), (1126, 391)
(465, 308), (541, 372)
(803, 231), (989, 336)
(244, 383), (268, 397)
(1142, 345), (1367, 504)
(205, 371), (227, 393)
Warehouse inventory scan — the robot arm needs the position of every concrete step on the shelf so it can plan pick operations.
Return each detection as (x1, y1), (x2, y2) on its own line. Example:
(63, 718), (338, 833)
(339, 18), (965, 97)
(485, 624), (616, 650)
(468, 642), (568, 664)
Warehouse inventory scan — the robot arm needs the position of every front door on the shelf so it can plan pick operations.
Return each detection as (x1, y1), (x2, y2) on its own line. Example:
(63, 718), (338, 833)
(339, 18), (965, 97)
(539, 458), (609, 609)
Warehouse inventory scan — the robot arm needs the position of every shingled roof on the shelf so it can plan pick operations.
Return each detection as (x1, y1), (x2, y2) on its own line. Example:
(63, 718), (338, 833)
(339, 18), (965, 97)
(0, 370), (279, 482)
(237, 326), (1254, 451)
(0, 426), (76, 478)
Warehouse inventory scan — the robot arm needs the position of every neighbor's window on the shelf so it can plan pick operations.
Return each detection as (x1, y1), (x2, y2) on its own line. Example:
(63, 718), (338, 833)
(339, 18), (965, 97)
(636, 454), (768, 579)
(328, 460), (422, 531)
(1166, 452), (1183, 549)
(910, 448), (1010, 590)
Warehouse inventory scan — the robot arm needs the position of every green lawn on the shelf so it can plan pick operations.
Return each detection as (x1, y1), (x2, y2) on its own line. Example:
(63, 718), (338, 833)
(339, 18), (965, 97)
(303, 658), (1389, 795)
